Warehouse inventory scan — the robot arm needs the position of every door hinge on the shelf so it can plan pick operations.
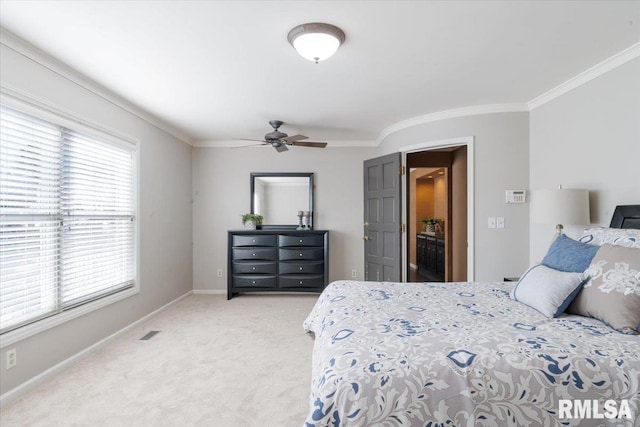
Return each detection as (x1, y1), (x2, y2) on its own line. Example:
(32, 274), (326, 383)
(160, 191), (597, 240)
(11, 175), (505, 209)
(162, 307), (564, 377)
(400, 224), (405, 233)
(399, 165), (405, 175)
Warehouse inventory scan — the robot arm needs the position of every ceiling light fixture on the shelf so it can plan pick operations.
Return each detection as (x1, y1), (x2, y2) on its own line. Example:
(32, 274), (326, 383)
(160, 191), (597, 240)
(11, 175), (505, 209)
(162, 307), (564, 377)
(287, 22), (345, 64)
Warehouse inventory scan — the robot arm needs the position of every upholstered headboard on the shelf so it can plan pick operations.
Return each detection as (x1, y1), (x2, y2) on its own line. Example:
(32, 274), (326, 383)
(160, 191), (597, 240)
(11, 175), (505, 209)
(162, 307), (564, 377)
(610, 205), (640, 229)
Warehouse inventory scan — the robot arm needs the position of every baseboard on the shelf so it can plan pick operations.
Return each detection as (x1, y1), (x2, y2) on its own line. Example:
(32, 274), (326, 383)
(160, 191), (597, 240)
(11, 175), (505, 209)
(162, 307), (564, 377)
(192, 290), (226, 295)
(0, 290), (193, 408)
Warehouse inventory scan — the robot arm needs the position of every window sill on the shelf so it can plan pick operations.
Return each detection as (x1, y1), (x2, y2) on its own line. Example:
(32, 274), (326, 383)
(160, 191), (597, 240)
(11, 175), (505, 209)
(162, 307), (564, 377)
(0, 286), (140, 348)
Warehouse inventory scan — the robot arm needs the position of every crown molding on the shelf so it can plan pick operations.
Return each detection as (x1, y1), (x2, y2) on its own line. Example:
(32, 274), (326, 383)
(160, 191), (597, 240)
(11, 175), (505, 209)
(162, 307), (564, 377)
(3, 26), (636, 148)
(528, 42), (640, 111)
(193, 139), (378, 148)
(376, 103), (529, 145)
(0, 27), (194, 145)
(377, 42), (640, 144)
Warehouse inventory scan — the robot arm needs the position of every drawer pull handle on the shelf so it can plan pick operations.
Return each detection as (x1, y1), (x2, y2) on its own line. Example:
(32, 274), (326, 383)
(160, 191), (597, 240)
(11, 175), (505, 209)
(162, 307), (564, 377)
(299, 239), (303, 243)
(252, 253), (256, 257)
(299, 280), (303, 285)
(252, 280), (256, 284)
(299, 253), (303, 257)
(252, 239), (256, 243)
(252, 267), (256, 270)
(299, 267), (303, 271)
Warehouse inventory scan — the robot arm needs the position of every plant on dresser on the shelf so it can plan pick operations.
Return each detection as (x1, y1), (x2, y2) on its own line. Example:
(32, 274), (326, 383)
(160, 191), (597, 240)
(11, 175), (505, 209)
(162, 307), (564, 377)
(227, 230), (329, 299)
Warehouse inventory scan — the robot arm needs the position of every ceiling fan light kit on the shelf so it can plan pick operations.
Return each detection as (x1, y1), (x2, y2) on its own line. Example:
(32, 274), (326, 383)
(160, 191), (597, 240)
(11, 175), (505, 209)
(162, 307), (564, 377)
(287, 22), (345, 64)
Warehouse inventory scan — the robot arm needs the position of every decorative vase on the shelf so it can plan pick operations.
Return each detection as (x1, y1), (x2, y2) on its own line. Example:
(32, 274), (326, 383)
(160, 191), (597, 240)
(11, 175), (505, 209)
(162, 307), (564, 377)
(426, 224), (435, 233)
(244, 220), (256, 230)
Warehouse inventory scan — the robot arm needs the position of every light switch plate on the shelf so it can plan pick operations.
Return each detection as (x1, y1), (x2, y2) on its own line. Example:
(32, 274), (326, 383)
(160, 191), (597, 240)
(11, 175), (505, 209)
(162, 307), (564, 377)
(488, 217), (496, 229)
(497, 217), (505, 229)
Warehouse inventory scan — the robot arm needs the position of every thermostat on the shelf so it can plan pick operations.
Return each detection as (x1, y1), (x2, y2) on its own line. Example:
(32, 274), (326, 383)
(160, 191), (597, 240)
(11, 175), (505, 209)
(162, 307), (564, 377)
(506, 190), (526, 204)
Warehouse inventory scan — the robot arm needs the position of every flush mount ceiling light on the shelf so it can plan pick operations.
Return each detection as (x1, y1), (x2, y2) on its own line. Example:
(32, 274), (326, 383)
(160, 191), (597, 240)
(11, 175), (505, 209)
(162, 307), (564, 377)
(287, 22), (345, 64)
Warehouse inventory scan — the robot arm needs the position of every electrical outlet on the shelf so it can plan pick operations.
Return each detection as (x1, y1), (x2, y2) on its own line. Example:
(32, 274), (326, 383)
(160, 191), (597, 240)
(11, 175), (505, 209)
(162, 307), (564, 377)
(488, 217), (496, 229)
(6, 348), (16, 370)
(351, 269), (357, 278)
(216, 269), (223, 277)
(497, 217), (505, 229)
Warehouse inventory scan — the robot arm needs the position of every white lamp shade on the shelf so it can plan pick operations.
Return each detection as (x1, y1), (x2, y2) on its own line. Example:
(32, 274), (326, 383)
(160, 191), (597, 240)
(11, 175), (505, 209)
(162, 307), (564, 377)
(292, 33), (341, 62)
(531, 188), (590, 225)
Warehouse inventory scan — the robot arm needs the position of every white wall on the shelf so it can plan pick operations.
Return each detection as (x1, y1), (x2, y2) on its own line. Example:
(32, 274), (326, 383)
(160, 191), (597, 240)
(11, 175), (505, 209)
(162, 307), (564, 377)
(192, 146), (378, 291)
(0, 44), (193, 395)
(529, 58), (640, 263)
(377, 113), (531, 281)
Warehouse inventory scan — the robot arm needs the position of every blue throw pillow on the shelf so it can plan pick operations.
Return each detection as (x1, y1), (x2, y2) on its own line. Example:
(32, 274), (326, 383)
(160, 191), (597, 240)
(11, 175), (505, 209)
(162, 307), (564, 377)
(541, 234), (600, 273)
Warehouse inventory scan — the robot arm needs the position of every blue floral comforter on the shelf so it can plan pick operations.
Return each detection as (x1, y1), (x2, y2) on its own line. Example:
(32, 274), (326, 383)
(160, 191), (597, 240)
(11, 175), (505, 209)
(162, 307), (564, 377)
(303, 281), (640, 426)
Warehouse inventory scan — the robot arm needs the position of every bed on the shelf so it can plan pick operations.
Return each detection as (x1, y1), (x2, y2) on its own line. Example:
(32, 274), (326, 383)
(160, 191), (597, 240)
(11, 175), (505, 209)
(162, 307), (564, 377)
(303, 206), (640, 426)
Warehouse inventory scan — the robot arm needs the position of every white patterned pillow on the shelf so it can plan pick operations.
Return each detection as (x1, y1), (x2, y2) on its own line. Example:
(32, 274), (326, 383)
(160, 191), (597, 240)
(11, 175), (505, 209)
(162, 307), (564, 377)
(579, 227), (640, 248)
(511, 264), (587, 318)
(568, 244), (640, 334)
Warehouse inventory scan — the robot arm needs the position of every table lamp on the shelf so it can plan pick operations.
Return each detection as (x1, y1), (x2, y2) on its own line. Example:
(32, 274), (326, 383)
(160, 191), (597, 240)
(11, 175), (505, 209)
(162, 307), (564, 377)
(532, 186), (590, 238)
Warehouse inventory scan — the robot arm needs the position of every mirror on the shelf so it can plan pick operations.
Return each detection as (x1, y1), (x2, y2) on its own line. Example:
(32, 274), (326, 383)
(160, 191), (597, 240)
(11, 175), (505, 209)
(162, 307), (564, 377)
(251, 173), (314, 229)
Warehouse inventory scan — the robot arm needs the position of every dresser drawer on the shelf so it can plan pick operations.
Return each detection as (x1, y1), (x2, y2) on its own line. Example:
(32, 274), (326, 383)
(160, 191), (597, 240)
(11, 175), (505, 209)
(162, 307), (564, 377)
(232, 248), (277, 261)
(279, 234), (324, 247)
(233, 234), (277, 247)
(279, 275), (325, 289)
(232, 261), (277, 274)
(279, 261), (324, 275)
(232, 275), (276, 288)
(279, 248), (324, 261)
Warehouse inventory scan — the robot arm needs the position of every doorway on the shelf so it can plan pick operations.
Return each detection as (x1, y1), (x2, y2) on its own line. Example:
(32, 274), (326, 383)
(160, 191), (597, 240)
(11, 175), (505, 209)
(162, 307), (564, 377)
(408, 166), (449, 282)
(362, 137), (474, 283)
(402, 140), (472, 282)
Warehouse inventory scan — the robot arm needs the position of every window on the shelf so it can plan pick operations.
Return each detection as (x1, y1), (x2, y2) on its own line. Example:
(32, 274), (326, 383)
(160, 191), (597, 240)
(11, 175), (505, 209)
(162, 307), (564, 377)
(0, 104), (136, 335)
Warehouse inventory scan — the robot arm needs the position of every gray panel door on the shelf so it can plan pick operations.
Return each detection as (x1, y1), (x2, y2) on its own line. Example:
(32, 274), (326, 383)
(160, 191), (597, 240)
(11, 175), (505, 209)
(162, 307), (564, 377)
(363, 153), (402, 281)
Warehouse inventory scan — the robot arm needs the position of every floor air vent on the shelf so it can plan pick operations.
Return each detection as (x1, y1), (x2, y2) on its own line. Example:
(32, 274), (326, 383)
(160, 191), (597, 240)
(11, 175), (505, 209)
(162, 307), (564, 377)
(139, 330), (161, 341)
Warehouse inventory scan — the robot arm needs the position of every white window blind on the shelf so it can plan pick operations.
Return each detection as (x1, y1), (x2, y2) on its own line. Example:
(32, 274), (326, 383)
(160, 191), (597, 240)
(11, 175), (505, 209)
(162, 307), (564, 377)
(0, 105), (135, 334)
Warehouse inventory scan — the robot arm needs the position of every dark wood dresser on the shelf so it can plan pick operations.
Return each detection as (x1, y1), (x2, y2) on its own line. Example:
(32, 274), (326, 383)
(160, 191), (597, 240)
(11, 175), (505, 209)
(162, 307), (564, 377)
(227, 230), (329, 299)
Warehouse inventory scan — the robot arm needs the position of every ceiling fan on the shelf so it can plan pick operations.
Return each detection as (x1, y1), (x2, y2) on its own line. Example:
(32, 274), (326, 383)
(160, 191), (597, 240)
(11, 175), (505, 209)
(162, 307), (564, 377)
(234, 120), (327, 153)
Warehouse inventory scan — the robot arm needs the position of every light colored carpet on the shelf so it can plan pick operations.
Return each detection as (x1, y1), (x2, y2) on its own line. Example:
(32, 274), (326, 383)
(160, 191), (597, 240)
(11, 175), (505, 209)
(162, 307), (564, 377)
(0, 293), (319, 427)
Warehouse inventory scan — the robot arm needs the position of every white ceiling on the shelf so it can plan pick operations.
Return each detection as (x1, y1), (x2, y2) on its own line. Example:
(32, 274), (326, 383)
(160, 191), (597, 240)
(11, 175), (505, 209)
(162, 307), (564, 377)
(1, 1), (639, 145)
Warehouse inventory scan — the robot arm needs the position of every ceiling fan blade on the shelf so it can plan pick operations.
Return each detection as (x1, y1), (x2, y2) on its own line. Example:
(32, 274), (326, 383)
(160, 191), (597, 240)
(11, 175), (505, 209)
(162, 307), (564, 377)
(231, 142), (268, 149)
(291, 141), (328, 148)
(275, 144), (289, 153)
(281, 134), (308, 143)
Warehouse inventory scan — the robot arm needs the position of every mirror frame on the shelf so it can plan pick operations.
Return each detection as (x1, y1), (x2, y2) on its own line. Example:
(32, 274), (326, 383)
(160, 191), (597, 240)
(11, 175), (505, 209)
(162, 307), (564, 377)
(250, 172), (314, 230)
